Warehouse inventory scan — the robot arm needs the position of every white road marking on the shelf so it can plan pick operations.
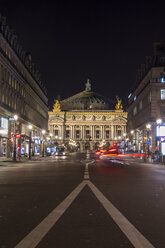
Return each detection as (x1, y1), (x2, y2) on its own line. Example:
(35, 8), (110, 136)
(14, 161), (155, 248)
(14, 181), (86, 248)
(84, 162), (90, 180)
(87, 181), (155, 248)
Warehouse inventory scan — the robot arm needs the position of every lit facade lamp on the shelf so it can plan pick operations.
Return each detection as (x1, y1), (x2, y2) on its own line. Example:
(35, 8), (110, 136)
(13, 115), (18, 161)
(28, 125), (32, 159)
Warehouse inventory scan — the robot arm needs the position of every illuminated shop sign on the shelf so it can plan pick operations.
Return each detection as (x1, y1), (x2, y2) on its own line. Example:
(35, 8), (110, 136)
(156, 126), (165, 137)
(1, 117), (8, 129)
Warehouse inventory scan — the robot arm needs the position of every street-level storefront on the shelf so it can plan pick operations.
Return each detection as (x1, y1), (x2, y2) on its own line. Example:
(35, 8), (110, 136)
(0, 117), (8, 156)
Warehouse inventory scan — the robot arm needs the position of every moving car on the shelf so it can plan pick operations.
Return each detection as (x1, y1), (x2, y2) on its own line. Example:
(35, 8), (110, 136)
(55, 147), (67, 156)
(94, 149), (108, 158)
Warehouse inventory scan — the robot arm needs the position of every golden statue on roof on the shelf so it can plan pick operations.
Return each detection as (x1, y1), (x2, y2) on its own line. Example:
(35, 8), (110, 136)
(53, 99), (61, 111)
(115, 96), (123, 110)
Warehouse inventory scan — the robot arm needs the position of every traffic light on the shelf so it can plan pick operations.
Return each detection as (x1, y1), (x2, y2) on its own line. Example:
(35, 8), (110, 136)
(16, 133), (20, 138)
(89, 136), (92, 141)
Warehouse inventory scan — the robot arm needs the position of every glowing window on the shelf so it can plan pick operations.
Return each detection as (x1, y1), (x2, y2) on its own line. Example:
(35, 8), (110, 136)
(133, 106), (137, 116)
(161, 89), (165, 100)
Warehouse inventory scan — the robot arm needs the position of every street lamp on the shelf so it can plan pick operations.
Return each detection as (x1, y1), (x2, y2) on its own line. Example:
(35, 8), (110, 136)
(146, 124), (151, 156)
(28, 125), (32, 159)
(13, 115), (18, 161)
(156, 118), (162, 159)
(130, 130), (134, 151)
(123, 133), (126, 152)
(42, 129), (46, 157)
(156, 119), (162, 125)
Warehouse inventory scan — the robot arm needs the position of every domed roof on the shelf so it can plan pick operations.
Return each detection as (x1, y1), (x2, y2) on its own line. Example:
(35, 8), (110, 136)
(60, 79), (113, 111)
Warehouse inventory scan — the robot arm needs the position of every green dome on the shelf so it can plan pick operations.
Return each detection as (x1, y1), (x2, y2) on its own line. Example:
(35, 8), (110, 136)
(60, 80), (113, 111)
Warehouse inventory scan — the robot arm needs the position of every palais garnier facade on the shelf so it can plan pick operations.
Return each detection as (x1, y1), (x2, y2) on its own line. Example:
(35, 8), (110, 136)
(48, 79), (127, 151)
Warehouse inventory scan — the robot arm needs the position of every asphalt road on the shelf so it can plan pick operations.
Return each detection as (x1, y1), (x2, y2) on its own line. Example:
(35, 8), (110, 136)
(0, 153), (165, 248)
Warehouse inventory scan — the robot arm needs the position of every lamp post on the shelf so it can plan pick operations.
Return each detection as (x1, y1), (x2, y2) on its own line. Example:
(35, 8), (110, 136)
(28, 125), (32, 159)
(156, 119), (162, 159)
(146, 124), (151, 157)
(130, 130), (134, 151)
(13, 115), (18, 161)
(123, 133), (126, 152)
(42, 129), (46, 157)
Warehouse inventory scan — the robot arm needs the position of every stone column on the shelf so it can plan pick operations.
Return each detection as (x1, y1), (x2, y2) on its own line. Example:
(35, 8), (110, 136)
(93, 126), (95, 140)
(80, 125), (83, 139)
(61, 125), (64, 140)
(111, 125), (114, 140)
(70, 126), (73, 139)
(102, 126), (105, 140)
(92, 125), (94, 140)
(82, 126), (85, 140)
(72, 125), (75, 140)
(50, 125), (53, 134)
(114, 125), (116, 139)
(90, 125), (92, 139)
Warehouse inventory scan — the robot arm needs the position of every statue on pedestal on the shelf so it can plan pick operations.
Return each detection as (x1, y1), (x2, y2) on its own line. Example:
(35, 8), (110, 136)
(53, 100), (61, 111)
(115, 96), (123, 110)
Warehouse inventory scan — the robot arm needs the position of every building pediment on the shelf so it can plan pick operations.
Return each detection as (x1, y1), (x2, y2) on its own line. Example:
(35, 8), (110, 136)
(49, 116), (64, 123)
(113, 116), (127, 124)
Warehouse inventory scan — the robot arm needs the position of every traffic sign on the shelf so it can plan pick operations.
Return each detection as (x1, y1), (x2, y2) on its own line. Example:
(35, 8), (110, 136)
(147, 138), (151, 145)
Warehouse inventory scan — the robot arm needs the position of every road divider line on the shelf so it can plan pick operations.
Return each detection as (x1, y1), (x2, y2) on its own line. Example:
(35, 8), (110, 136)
(14, 181), (87, 248)
(87, 181), (155, 248)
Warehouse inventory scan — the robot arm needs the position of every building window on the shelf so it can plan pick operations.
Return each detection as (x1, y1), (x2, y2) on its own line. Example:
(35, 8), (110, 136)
(161, 89), (165, 100)
(117, 130), (121, 136)
(86, 130), (90, 138)
(76, 130), (80, 139)
(2, 94), (4, 103)
(106, 130), (110, 139)
(139, 100), (143, 110)
(96, 130), (100, 139)
(133, 106), (137, 116)
(148, 91), (152, 103)
(66, 130), (70, 138)
(54, 130), (58, 136)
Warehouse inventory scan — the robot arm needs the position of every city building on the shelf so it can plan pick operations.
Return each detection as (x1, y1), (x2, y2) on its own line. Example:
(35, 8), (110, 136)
(127, 42), (165, 155)
(0, 14), (48, 157)
(48, 79), (127, 151)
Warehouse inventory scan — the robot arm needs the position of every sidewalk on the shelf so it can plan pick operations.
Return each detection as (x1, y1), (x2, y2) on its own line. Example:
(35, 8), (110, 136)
(0, 155), (43, 164)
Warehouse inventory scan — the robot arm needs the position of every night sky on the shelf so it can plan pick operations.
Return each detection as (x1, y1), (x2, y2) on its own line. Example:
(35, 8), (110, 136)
(1, 0), (165, 110)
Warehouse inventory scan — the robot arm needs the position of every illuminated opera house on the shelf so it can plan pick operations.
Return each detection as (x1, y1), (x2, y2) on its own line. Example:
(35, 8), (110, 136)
(48, 79), (127, 151)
